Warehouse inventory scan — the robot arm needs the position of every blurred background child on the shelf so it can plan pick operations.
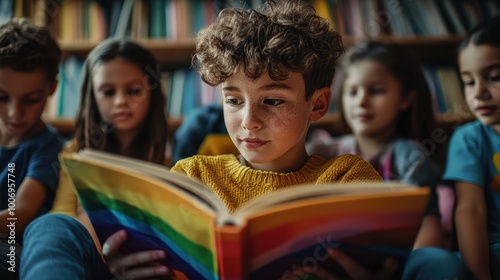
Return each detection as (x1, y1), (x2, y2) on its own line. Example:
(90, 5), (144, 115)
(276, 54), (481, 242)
(307, 41), (469, 279)
(0, 17), (64, 280)
(444, 15), (500, 280)
(172, 100), (237, 165)
(21, 38), (169, 280)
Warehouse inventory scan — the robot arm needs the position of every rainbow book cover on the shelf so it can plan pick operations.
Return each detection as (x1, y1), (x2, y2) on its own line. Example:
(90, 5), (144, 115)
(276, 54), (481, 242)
(60, 150), (429, 280)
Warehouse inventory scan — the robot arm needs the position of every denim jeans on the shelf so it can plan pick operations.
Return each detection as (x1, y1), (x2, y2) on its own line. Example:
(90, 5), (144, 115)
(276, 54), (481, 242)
(20, 214), (110, 280)
(0, 238), (21, 280)
(490, 241), (500, 279)
(403, 247), (473, 280)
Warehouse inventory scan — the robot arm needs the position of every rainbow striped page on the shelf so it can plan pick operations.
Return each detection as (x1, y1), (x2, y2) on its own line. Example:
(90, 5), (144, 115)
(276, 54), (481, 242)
(237, 186), (429, 279)
(61, 150), (429, 280)
(60, 151), (227, 280)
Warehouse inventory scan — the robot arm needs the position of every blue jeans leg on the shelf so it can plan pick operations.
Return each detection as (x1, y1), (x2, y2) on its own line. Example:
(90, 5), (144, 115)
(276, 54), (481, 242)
(20, 213), (110, 280)
(490, 242), (500, 279)
(0, 239), (21, 280)
(402, 247), (473, 280)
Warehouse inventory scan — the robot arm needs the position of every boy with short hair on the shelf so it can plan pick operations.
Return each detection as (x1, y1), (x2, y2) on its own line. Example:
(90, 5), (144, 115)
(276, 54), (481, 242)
(0, 17), (64, 279)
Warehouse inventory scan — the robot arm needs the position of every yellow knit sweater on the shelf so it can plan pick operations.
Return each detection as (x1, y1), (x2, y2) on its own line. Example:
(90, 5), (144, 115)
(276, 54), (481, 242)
(50, 140), (79, 216)
(171, 154), (382, 213)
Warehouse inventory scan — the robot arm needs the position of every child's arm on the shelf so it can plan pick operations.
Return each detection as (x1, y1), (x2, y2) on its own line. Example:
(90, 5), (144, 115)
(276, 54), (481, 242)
(393, 141), (445, 249)
(49, 170), (78, 216)
(455, 181), (492, 280)
(0, 178), (47, 236)
(413, 215), (444, 249)
(102, 230), (169, 279)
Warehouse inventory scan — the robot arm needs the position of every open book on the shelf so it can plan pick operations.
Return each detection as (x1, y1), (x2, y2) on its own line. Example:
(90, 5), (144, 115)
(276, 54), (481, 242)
(60, 150), (430, 280)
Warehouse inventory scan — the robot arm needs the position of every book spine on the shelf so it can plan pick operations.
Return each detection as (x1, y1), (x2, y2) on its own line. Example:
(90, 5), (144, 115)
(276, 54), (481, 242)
(215, 224), (246, 280)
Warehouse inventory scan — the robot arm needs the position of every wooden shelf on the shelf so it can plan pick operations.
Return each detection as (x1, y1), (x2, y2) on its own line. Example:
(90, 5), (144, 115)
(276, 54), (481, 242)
(51, 33), (469, 139)
(59, 38), (197, 64)
(45, 118), (75, 134)
(46, 117), (185, 138)
(343, 35), (463, 46)
(342, 35), (463, 62)
(436, 113), (475, 127)
(58, 35), (463, 64)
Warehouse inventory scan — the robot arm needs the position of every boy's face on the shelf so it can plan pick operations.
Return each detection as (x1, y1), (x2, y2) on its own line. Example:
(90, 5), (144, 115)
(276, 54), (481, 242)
(92, 57), (151, 139)
(342, 60), (411, 138)
(459, 44), (500, 133)
(221, 68), (329, 172)
(0, 68), (53, 146)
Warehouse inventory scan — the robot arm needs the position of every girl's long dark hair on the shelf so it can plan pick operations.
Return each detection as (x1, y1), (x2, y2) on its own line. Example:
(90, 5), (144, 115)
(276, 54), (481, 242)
(75, 38), (167, 164)
(339, 41), (436, 142)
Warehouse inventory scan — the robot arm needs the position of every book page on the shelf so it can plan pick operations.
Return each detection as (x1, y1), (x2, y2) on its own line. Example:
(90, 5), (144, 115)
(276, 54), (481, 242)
(232, 185), (430, 279)
(233, 181), (422, 220)
(76, 149), (229, 215)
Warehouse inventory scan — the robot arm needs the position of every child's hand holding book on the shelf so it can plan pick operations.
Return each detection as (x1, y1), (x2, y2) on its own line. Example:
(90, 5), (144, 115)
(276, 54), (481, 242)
(103, 229), (169, 279)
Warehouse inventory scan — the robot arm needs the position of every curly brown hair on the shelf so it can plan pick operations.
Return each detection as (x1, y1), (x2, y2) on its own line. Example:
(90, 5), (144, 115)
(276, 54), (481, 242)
(0, 17), (61, 82)
(193, 0), (344, 100)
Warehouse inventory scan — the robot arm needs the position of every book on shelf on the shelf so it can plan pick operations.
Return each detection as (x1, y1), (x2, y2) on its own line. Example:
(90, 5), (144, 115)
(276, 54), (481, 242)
(149, 0), (167, 38)
(168, 68), (186, 117)
(436, 0), (467, 35)
(56, 56), (84, 119)
(61, 149), (430, 280)
(113, 0), (134, 38)
(318, 0), (499, 37)
(0, 0), (13, 24)
(437, 66), (468, 114)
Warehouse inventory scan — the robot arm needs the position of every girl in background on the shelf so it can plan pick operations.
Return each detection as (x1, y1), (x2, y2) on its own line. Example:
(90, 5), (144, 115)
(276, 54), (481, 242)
(20, 38), (168, 279)
(444, 15), (500, 280)
(307, 41), (470, 279)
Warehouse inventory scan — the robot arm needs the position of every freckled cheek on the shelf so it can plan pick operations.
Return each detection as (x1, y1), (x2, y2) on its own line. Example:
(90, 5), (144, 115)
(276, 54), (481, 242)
(269, 111), (306, 136)
(267, 112), (286, 128)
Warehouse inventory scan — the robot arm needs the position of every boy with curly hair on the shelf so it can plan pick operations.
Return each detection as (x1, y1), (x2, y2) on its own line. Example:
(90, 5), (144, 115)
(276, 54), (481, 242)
(103, 1), (384, 279)
(0, 17), (64, 279)
(20, 1), (382, 279)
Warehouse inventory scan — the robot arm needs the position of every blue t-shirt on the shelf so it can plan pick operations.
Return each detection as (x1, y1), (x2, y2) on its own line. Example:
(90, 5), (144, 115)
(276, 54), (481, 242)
(443, 121), (500, 244)
(0, 126), (65, 216)
(173, 103), (229, 164)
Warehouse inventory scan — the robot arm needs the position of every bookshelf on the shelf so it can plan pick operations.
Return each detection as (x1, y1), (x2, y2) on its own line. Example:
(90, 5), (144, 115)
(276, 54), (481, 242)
(5, 0), (497, 138)
(58, 36), (465, 64)
(59, 39), (197, 63)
